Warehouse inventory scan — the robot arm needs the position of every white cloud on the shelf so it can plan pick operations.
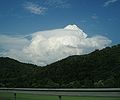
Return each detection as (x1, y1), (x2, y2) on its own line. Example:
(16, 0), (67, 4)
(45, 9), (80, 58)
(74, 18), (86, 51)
(104, 0), (118, 7)
(24, 2), (47, 15)
(0, 25), (111, 66)
(0, 35), (30, 62)
(0, 35), (30, 50)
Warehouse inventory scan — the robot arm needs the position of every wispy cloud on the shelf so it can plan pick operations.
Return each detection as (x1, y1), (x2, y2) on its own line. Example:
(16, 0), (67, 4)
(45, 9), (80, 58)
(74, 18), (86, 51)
(104, 0), (118, 7)
(45, 0), (70, 8)
(91, 15), (98, 20)
(23, 0), (70, 15)
(80, 20), (87, 23)
(24, 2), (47, 15)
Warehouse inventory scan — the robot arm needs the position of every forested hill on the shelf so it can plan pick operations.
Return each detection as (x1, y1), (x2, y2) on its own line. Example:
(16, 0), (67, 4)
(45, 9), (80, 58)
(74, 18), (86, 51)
(0, 44), (120, 88)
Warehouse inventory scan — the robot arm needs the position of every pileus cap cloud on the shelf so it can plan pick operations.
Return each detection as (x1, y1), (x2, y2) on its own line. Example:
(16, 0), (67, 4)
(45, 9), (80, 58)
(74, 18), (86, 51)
(64, 24), (81, 30)
(1, 24), (112, 66)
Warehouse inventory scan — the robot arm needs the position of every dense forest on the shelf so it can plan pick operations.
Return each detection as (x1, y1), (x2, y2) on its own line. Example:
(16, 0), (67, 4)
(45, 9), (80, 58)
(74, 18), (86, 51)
(0, 44), (120, 88)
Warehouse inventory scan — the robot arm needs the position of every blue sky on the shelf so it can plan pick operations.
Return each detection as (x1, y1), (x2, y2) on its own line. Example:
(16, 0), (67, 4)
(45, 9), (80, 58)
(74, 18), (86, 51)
(0, 0), (120, 44)
(0, 0), (120, 65)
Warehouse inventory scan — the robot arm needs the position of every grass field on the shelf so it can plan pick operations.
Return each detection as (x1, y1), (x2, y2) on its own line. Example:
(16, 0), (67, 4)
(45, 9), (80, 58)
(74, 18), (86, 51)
(0, 92), (120, 100)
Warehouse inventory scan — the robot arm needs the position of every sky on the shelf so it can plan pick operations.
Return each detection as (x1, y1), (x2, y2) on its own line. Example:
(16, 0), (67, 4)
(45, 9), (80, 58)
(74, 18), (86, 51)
(0, 0), (120, 66)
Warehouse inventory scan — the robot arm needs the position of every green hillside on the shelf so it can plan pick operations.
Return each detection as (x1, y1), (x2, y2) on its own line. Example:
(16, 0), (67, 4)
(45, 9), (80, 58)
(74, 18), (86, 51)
(0, 44), (120, 88)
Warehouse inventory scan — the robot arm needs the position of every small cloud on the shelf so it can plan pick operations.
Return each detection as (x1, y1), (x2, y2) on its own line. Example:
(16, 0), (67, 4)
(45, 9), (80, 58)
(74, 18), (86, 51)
(91, 15), (98, 20)
(80, 20), (87, 23)
(45, 0), (70, 8)
(103, 0), (118, 7)
(91, 14), (98, 20)
(23, 2), (47, 15)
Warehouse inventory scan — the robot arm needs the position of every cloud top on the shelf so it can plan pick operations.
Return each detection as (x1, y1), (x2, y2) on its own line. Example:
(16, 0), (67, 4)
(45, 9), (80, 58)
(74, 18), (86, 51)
(0, 24), (111, 66)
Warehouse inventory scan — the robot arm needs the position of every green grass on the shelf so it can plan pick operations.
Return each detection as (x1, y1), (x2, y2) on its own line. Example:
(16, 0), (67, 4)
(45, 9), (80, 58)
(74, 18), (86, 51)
(0, 92), (120, 100)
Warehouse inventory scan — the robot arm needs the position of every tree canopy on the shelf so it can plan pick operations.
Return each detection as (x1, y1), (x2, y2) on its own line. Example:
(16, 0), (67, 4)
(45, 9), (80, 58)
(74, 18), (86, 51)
(0, 44), (120, 88)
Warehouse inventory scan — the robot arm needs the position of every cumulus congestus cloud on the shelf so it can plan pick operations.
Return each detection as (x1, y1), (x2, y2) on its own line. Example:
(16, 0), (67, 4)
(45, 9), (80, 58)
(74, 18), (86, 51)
(0, 24), (111, 66)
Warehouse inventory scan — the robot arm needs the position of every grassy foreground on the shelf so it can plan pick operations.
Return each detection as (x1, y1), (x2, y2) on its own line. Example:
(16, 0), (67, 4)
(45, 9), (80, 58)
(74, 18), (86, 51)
(0, 92), (120, 100)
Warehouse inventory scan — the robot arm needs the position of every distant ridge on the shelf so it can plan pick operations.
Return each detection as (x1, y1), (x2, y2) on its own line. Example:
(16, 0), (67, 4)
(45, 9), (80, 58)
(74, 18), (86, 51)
(0, 44), (120, 88)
